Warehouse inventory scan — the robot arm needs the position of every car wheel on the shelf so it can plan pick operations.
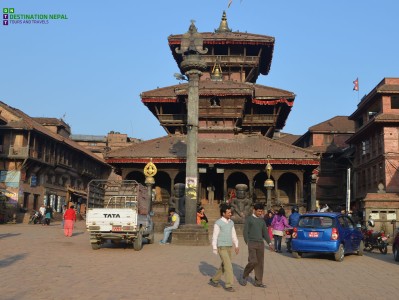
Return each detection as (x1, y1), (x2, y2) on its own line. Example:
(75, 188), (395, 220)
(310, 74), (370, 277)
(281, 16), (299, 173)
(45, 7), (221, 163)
(134, 231), (143, 251)
(334, 244), (345, 262)
(91, 243), (100, 250)
(394, 246), (399, 262)
(357, 240), (364, 256)
(379, 244), (388, 254)
(292, 251), (302, 259)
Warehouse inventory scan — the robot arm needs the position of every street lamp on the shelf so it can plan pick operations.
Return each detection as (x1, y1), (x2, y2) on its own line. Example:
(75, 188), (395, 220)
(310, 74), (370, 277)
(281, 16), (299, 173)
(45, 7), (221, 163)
(144, 159), (157, 213)
(264, 156), (274, 210)
(310, 168), (319, 211)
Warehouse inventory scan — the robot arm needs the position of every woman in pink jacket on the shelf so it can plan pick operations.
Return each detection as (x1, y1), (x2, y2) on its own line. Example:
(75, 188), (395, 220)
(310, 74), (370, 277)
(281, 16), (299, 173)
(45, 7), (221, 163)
(271, 208), (290, 253)
(63, 205), (77, 237)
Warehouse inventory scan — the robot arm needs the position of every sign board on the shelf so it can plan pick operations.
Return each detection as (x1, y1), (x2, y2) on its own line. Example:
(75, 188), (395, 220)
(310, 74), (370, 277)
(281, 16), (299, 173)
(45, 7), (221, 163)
(369, 212), (379, 220)
(387, 212), (397, 221)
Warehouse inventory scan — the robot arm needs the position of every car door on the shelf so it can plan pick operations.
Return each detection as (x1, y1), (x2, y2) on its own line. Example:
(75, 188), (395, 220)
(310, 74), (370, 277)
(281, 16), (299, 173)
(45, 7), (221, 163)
(344, 216), (362, 251)
(337, 216), (352, 252)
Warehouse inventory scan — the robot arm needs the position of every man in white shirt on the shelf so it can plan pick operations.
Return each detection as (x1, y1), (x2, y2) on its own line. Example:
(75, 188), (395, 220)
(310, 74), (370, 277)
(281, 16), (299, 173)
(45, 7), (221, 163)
(209, 204), (239, 292)
(39, 204), (46, 224)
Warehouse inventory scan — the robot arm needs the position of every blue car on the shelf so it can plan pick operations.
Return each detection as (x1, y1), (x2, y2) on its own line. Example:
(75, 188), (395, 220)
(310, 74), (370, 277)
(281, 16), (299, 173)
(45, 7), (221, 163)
(291, 212), (364, 262)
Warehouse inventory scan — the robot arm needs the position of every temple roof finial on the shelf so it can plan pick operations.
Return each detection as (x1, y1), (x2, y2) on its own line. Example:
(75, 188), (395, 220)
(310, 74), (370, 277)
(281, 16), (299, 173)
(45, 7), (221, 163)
(215, 11), (232, 33)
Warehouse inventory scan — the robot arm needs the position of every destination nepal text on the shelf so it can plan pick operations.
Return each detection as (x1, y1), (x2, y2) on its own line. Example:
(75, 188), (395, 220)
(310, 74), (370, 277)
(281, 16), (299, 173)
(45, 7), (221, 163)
(9, 14), (68, 20)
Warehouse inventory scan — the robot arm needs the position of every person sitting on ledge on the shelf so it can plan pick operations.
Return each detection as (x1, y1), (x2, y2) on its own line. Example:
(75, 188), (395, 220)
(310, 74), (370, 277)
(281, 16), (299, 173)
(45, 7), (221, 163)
(160, 207), (180, 245)
(196, 206), (209, 230)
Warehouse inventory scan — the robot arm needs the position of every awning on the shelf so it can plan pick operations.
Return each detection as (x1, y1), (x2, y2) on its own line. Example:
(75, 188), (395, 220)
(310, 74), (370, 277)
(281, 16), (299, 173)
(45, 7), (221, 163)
(67, 187), (87, 198)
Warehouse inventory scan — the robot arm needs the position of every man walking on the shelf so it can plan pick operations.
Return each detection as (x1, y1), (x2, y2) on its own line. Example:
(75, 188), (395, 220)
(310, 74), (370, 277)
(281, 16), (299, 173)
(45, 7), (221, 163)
(209, 204), (239, 292)
(240, 203), (274, 288)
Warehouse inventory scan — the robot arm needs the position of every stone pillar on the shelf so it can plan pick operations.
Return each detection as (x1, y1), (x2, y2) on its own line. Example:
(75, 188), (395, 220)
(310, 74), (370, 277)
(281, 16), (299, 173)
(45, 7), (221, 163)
(145, 177), (154, 212)
(175, 21), (207, 225)
(310, 174), (317, 211)
(171, 21), (209, 245)
(249, 178), (253, 201)
(185, 70), (201, 224)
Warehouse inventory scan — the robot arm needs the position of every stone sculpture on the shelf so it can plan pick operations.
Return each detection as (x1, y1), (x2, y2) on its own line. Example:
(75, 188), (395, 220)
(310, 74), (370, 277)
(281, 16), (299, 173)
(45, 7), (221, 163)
(230, 183), (252, 224)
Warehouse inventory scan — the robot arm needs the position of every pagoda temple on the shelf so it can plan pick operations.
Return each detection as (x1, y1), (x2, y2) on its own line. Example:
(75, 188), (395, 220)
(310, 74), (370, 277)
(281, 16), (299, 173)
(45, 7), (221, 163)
(106, 12), (319, 208)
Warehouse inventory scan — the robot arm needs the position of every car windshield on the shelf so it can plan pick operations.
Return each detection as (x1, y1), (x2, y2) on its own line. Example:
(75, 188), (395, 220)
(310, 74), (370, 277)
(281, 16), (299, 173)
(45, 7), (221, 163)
(298, 216), (334, 228)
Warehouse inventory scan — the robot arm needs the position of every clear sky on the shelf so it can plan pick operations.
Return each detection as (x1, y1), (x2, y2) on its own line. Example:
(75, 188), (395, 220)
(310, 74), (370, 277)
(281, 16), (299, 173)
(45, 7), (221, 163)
(1, 0), (398, 140)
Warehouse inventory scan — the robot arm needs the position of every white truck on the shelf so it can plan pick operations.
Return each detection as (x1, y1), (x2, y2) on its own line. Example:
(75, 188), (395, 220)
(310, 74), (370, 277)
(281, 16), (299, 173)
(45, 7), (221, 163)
(85, 180), (154, 250)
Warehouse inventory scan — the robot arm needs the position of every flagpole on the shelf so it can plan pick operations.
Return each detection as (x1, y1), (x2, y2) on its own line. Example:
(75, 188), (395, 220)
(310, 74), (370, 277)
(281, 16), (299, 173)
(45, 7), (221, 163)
(353, 77), (359, 101)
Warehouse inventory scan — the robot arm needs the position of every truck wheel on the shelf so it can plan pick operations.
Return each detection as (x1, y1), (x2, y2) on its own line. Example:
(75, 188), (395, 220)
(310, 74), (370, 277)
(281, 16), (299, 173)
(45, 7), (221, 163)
(147, 229), (155, 244)
(134, 232), (143, 251)
(91, 243), (100, 250)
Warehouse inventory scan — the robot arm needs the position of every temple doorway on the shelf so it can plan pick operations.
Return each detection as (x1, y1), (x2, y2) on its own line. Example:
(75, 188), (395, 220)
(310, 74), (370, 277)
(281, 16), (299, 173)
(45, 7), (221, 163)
(200, 168), (224, 202)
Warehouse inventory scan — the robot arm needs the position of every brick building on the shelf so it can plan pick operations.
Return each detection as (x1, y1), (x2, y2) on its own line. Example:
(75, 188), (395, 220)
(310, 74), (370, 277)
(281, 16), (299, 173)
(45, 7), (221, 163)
(71, 131), (141, 159)
(0, 101), (111, 220)
(347, 77), (399, 230)
(293, 116), (355, 210)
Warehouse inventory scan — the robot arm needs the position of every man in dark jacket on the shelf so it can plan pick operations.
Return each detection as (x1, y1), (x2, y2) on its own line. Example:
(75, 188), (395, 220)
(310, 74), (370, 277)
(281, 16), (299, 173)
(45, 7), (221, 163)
(240, 203), (274, 288)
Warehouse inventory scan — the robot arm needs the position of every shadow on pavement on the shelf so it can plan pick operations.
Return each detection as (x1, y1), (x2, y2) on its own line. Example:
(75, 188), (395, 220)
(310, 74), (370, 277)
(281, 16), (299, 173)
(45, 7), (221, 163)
(198, 261), (246, 283)
(0, 253), (27, 268)
(0, 233), (21, 240)
(198, 261), (217, 276)
(233, 263), (245, 281)
(71, 231), (85, 237)
(363, 250), (397, 265)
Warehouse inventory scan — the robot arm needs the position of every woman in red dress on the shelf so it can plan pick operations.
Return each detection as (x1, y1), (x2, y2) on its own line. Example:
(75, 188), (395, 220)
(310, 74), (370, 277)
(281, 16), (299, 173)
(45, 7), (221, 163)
(63, 205), (77, 237)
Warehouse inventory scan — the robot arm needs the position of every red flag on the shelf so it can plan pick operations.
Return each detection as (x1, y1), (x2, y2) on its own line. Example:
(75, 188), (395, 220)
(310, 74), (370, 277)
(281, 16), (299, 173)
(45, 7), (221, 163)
(353, 78), (359, 91)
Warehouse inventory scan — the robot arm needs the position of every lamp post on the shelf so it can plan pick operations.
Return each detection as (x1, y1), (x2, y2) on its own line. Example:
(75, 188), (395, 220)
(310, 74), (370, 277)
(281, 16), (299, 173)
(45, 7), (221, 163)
(310, 168), (318, 211)
(143, 159), (157, 213)
(175, 20), (207, 225)
(264, 156), (274, 210)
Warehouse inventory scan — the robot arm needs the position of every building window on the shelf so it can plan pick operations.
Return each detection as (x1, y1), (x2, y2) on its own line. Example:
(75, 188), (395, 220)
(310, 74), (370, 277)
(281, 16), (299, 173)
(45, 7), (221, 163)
(210, 96), (220, 107)
(391, 96), (399, 109)
(379, 162), (384, 181)
(357, 117), (363, 128)
(362, 140), (370, 155)
(323, 134), (333, 145)
(23, 192), (30, 209)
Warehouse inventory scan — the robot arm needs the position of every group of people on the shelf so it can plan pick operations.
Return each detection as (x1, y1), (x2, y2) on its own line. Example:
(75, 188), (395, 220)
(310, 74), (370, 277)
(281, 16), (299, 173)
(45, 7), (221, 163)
(209, 203), (275, 292)
(160, 205), (209, 244)
(38, 204), (54, 226)
(37, 203), (77, 237)
(264, 206), (300, 253)
(209, 204), (301, 292)
(159, 196), (300, 292)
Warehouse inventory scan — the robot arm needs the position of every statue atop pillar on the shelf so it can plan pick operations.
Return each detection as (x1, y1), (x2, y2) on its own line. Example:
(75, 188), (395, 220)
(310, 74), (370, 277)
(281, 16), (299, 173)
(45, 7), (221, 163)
(230, 184), (252, 224)
(169, 183), (187, 219)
